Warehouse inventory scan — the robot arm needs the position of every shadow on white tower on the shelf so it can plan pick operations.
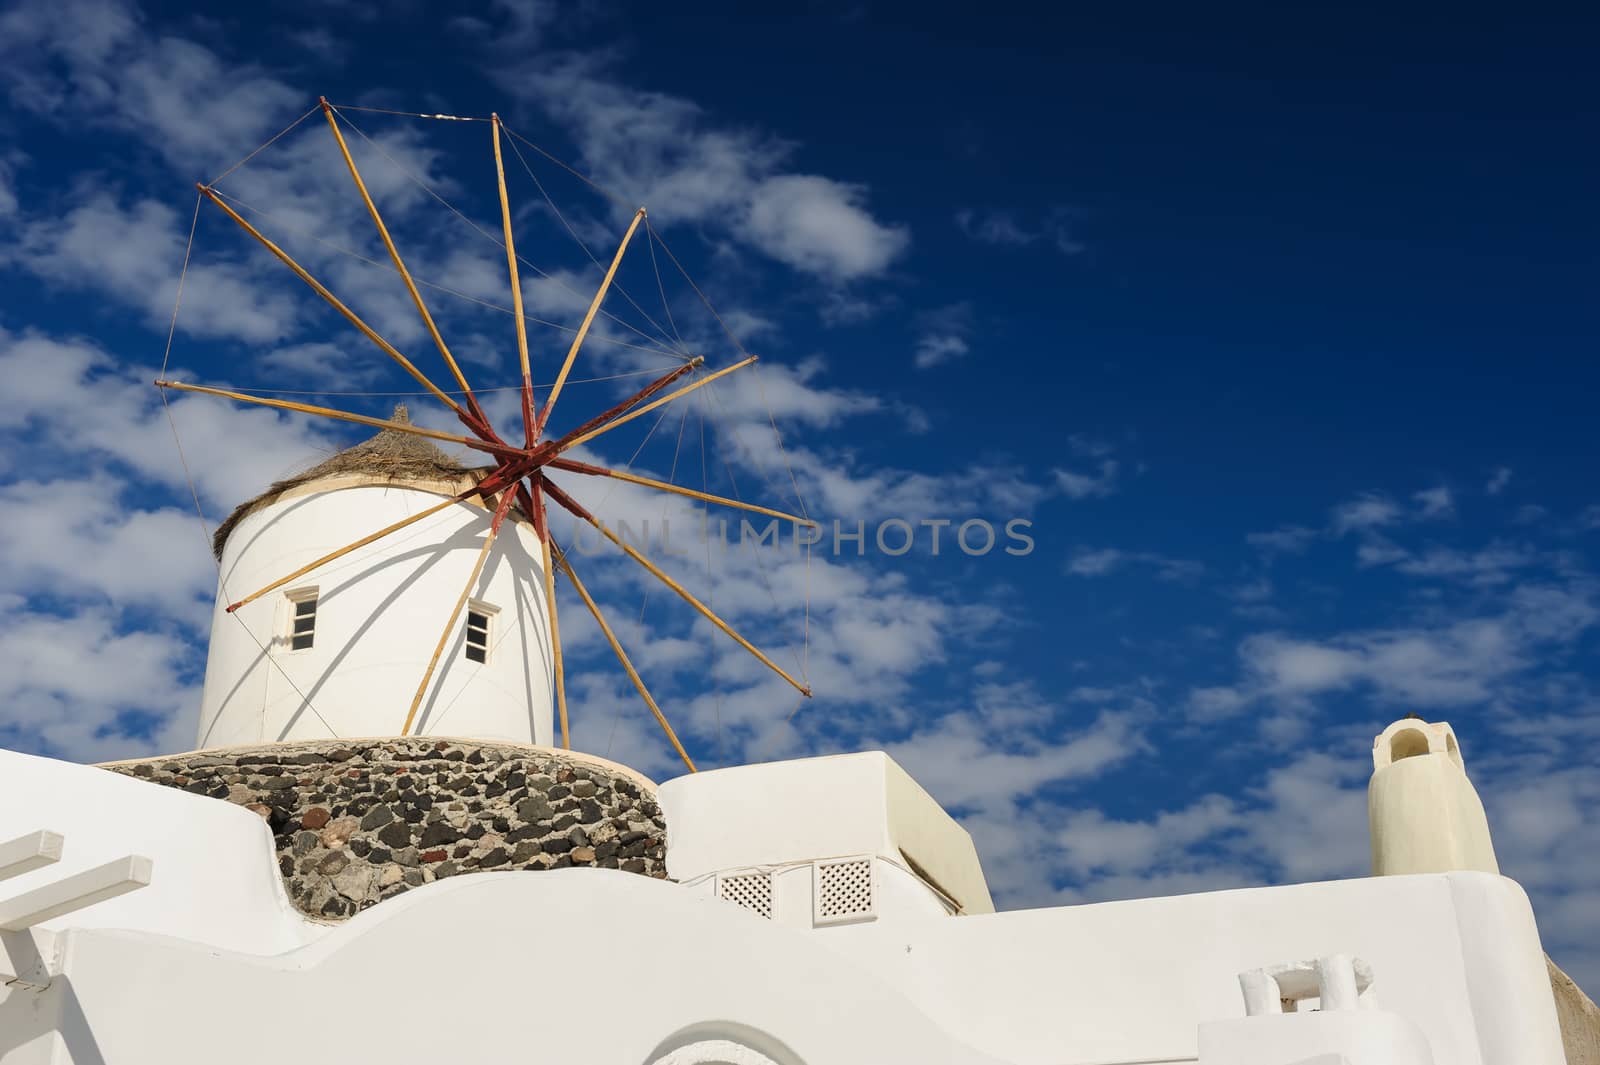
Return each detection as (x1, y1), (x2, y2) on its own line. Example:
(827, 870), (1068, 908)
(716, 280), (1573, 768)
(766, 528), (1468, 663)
(196, 406), (555, 748)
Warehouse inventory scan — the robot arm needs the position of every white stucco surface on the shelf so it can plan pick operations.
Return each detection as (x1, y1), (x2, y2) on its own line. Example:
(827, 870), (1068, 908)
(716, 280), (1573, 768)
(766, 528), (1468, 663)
(5, 872), (1006, 1065)
(1198, 1010), (1438, 1065)
(814, 870), (1563, 1065)
(198, 483), (554, 748)
(0, 748), (320, 985)
(0, 742), (1569, 1065)
(1369, 719), (1499, 876)
(660, 752), (995, 915)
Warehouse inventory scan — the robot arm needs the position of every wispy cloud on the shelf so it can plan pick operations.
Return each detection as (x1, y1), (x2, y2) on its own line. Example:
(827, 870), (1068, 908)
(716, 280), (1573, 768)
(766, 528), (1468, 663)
(0, 0), (301, 174)
(955, 206), (1083, 255)
(1054, 461), (1119, 500)
(912, 302), (974, 369)
(1067, 547), (1203, 581)
(1413, 484), (1455, 519)
(1247, 525), (1319, 556)
(485, 51), (909, 285)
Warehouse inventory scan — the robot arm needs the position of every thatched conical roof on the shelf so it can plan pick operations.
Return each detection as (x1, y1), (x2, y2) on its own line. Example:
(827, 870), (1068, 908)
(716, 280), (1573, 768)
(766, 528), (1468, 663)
(212, 404), (481, 559)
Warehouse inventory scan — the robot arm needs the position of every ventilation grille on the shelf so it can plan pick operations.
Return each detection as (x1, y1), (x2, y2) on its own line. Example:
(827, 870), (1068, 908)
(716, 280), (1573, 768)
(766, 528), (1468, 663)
(814, 856), (875, 925)
(716, 871), (773, 919)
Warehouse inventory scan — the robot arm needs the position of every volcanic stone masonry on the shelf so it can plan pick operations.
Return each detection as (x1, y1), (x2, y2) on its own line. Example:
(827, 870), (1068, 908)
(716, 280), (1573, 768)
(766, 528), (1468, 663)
(100, 737), (668, 920)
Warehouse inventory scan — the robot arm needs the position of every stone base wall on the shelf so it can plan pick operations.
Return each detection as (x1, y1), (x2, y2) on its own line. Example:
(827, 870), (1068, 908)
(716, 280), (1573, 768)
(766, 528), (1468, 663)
(100, 737), (667, 920)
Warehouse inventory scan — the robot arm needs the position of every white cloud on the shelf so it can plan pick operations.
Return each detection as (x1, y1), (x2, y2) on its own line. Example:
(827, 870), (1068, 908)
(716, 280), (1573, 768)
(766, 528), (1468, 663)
(1331, 493), (1403, 535)
(913, 334), (968, 369)
(9, 193), (298, 343)
(954, 208), (1036, 246)
(1212, 581), (1598, 713)
(955, 206), (1083, 255)
(1487, 466), (1513, 495)
(0, 603), (198, 761)
(1067, 547), (1203, 581)
(0, 0), (302, 175)
(0, 476), (215, 624)
(1391, 544), (1542, 584)
(1250, 525), (1317, 557)
(259, 341), (385, 390)
(0, 327), (337, 516)
(0, 151), (22, 217)
(491, 54), (908, 284)
(1332, 486), (1458, 539)
(1054, 460), (1119, 500)
(912, 302), (974, 370)
(744, 175), (910, 282)
(1413, 484), (1455, 519)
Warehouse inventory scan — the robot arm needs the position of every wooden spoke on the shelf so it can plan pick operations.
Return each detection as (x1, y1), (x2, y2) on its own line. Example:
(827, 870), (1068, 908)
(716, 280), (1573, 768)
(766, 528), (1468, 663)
(491, 115), (536, 447)
(526, 480), (569, 749)
(554, 356), (757, 455)
(197, 185), (471, 422)
(153, 380), (526, 459)
(543, 478), (810, 698)
(546, 457), (813, 527)
(552, 542), (695, 772)
(226, 487), (486, 613)
(536, 207), (647, 436)
(533, 357), (700, 456)
(320, 100), (485, 423)
(401, 488), (519, 736)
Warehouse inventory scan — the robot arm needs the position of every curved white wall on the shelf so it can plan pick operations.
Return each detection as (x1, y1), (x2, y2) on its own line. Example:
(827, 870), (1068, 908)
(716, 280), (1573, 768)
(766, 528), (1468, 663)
(197, 482), (553, 747)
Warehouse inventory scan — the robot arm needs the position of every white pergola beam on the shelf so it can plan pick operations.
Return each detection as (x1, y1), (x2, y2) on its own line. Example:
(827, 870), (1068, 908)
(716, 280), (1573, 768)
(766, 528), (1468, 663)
(0, 855), (153, 931)
(0, 831), (64, 883)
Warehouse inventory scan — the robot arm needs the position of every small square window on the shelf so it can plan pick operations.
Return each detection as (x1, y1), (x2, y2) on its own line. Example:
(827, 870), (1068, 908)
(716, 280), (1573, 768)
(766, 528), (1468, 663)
(464, 604), (494, 664)
(287, 589), (318, 651)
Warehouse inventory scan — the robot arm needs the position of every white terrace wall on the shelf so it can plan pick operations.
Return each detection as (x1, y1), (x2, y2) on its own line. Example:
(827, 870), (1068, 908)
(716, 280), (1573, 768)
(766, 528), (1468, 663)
(815, 870), (1564, 1065)
(199, 481), (554, 748)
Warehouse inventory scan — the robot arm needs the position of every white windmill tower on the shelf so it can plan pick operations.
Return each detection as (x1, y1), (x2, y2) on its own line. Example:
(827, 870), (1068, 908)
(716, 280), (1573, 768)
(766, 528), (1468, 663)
(197, 405), (555, 749)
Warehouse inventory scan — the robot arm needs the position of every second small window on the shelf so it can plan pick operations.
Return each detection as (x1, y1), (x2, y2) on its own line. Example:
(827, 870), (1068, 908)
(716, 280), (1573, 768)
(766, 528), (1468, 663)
(288, 589), (318, 651)
(465, 604), (493, 663)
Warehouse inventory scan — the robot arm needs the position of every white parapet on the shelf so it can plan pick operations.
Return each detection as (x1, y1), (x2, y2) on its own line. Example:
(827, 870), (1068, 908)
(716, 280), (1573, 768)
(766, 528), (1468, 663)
(660, 751), (995, 924)
(1239, 954), (1377, 1016)
(1199, 1009), (1438, 1065)
(0, 855), (152, 932)
(0, 748), (321, 957)
(0, 832), (64, 883)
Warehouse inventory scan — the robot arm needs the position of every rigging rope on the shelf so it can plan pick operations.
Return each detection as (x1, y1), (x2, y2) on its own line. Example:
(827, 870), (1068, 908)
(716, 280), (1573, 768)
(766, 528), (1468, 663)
(327, 103), (488, 122)
(157, 190), (341, 741)
(209, 103), (321, 186)
(500, 126), (687, 356)
(645, 222), (686, 348)
(330, 106), (689, 362)
(502, 126), (636, 215)
(205, 187), (687, 362)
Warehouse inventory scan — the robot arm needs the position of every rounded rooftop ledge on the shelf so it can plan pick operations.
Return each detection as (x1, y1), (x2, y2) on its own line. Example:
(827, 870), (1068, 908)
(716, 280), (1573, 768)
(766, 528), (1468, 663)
(98, 737), (668, 920)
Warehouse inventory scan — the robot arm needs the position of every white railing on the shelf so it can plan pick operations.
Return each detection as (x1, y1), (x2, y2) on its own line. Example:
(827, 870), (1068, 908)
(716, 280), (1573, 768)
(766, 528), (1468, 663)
(0, 830), (152, 991)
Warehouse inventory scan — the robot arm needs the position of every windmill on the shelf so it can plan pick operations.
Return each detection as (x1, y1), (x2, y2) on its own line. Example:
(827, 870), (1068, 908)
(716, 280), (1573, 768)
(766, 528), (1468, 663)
(157, 99), (813, 771)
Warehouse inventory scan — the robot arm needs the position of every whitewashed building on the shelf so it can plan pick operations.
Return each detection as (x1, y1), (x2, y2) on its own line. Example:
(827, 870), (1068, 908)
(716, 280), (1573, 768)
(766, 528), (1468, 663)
(2, 436), (1594, 1065)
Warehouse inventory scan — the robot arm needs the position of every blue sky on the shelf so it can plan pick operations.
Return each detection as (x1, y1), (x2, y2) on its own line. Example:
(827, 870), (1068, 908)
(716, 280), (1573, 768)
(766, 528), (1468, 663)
(1, 1), (1596, 985)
